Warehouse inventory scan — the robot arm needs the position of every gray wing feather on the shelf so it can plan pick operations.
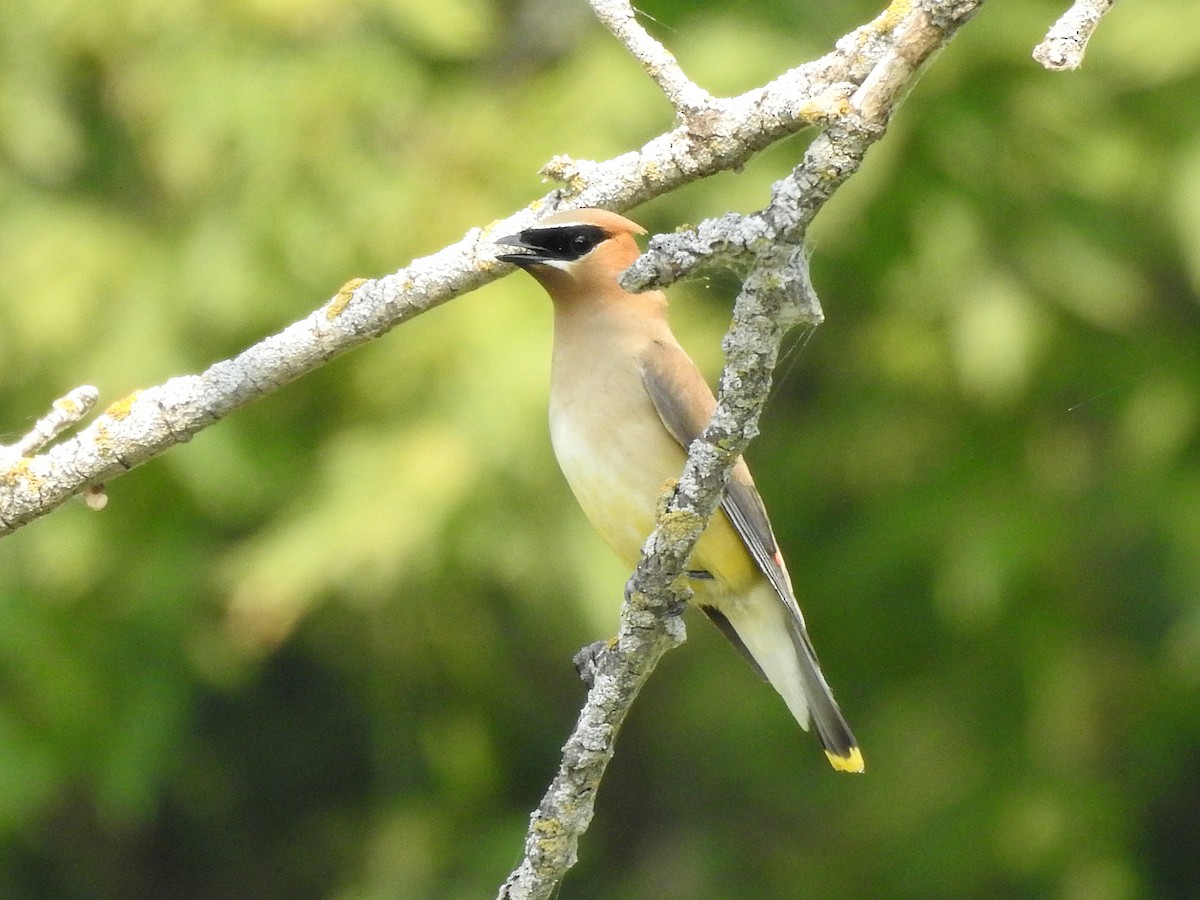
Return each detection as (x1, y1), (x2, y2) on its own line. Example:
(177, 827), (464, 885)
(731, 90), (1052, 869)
(640, 339), (861, 767)
(638, 340), (797, 609)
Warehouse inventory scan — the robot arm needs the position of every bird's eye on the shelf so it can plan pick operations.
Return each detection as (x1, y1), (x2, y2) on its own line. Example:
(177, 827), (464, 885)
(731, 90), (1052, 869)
(532, 224), (605, 260)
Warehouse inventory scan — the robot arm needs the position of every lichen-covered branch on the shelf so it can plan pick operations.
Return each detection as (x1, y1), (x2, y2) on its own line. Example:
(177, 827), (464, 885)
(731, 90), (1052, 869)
(0, 1), (974, 539)
(1033, 0), (1115, 71)
(623, 1), (962, 293)
(498, 3), (984, 898)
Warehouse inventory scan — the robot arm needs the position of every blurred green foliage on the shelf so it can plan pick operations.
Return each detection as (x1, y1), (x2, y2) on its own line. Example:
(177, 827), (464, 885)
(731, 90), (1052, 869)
(1, 0), (1199, 897)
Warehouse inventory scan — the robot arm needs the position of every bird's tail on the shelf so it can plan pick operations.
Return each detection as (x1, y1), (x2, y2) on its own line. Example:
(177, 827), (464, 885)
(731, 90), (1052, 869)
(709, 583), (863, 773)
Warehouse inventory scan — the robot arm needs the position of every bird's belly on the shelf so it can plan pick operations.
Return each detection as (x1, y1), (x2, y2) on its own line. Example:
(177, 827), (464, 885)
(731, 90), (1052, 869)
(550, 399), (758, 591)
(550, 403), (676, 569)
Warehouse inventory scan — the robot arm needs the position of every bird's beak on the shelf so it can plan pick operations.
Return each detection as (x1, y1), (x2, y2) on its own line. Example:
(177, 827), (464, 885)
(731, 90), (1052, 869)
(495, 231), (546, 269)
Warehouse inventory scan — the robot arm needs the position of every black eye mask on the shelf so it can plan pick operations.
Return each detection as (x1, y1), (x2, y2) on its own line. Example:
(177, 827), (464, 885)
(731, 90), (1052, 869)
(495, 224), (607, 266)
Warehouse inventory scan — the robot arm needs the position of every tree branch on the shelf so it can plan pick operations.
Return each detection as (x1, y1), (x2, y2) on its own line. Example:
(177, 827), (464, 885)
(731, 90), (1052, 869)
(0, 0), (966, 539)
(498, 2), (984, 897)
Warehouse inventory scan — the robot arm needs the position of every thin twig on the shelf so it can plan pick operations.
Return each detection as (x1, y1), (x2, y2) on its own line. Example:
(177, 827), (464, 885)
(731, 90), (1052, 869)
(1033, 0), (1115, 71)
(0, 385), (99, 460)
(588, 0), (715, 117)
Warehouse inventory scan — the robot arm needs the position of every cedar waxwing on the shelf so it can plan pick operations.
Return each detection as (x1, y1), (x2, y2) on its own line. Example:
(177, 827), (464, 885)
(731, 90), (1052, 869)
(496, 209), (863, 773)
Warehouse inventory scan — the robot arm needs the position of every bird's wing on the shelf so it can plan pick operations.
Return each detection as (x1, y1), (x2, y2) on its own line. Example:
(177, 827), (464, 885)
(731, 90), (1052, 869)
(638, 339), (802, 620)
(641, 339), (862, 772)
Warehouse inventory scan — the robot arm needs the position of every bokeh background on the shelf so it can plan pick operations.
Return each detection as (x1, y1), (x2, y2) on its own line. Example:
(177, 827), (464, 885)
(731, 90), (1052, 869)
(2, 0), (1199, 896)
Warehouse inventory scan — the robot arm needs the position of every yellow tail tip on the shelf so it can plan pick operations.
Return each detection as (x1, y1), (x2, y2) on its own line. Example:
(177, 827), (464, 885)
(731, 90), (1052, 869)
(826, 747), (865, 774)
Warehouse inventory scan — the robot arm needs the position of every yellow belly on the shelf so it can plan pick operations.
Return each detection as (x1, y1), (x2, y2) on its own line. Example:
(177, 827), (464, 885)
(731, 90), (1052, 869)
(550, 388), (758, 595)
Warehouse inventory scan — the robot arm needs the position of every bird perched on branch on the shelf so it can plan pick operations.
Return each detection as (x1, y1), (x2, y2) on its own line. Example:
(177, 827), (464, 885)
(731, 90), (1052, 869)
(496, 208), (862, 773)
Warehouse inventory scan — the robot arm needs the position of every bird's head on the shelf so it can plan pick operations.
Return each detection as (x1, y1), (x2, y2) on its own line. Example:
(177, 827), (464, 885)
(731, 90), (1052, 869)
(496, 208), (646, 295)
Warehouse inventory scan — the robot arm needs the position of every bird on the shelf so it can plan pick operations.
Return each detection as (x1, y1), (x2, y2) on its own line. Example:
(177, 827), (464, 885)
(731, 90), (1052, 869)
(495, 208), (863, 773)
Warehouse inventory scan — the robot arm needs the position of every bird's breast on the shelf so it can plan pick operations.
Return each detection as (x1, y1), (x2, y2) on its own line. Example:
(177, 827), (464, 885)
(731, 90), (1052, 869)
(548, 348), (758, 594)
(549, 358), (682, 570)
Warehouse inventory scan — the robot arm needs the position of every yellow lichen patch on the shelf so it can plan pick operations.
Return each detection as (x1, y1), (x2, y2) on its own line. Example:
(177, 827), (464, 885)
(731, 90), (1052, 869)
(826, 746), (866, 774)
(326, 277), (368, 321)
(53, 396), (83, 416)
(657, 507), (704, 543)
(92, 423), (112, 452)
(654, 477), (680, 517)
(105, 391), (141, 421)
(1, 458), (40, 490)
(531, 816), (569, 855)
(851, 0), (915, 56)
(539, 156), (576, 184)
(873, 0), (915, 32)
(798, 95), (852, 126)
